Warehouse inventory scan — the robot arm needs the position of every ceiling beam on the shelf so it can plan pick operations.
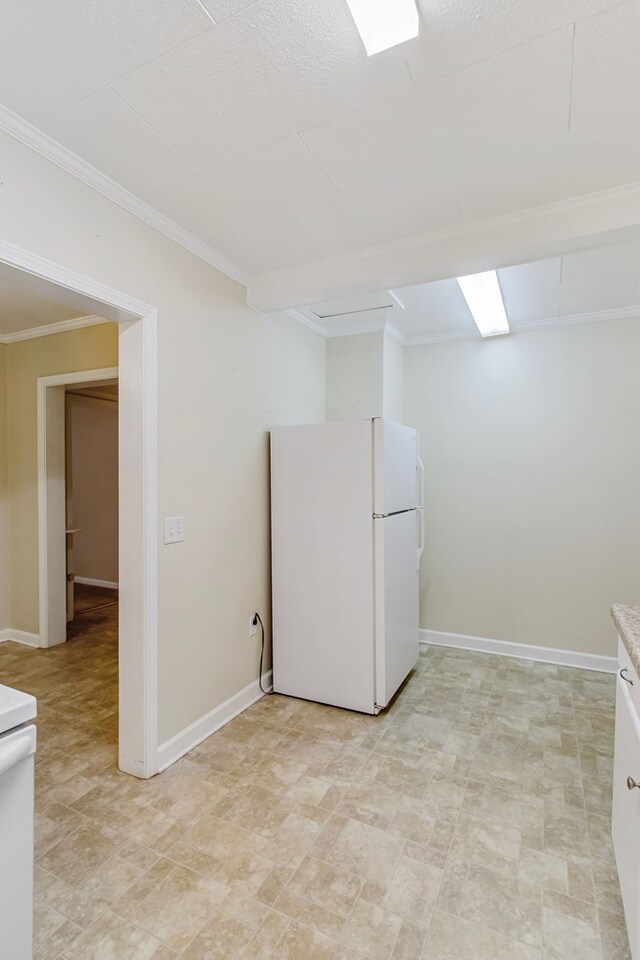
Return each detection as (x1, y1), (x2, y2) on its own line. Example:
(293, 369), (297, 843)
(247, 181), (640, 313)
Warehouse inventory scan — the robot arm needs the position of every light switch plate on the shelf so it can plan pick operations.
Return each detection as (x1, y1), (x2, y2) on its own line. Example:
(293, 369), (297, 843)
(164, 516), (184, 544)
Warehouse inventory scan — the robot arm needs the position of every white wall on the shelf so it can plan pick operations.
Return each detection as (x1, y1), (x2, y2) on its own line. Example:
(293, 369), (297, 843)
(404, 317), (640, 657)
(0, 343), (8, 628)
(326, 332), (383, 421)
(68, 396), (119, 585)
(325, 329), (406, 423)
(382, 330), (404, 422)
(267, 311), (326, 425)
(0, 129), (325, 744)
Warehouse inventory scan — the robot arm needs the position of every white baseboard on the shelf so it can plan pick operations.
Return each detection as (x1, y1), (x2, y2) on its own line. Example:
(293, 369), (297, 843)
(420, 629), (617, 674)
(156, 670), (273, 773)
(75, 577), (119, 590)
(0, 628), (42, 648)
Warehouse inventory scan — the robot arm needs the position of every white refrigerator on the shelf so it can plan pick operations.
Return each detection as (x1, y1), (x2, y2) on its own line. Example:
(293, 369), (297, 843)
(270, 417), (424, 714)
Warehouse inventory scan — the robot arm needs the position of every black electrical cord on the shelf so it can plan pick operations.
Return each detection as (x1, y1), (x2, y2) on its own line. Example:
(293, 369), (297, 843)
(254, 612), (273, 695)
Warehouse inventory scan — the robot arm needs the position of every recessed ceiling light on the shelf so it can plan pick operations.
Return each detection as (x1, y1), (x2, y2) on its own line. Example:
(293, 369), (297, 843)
(345, 0), (420, 56)
(457, 271), (510, 338)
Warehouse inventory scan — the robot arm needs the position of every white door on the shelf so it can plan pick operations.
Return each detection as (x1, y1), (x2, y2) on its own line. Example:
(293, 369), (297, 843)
(374, 510), (419, 708)
(612, 670), (640, 959)
(373, 419), (418, 515)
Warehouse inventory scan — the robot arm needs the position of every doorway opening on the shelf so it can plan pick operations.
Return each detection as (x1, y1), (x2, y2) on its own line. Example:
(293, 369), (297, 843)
(38, 367), (119, 650)
(64, 379), (120, 727)
(66, 379), (119, 631)
(0, 239), (158, 778)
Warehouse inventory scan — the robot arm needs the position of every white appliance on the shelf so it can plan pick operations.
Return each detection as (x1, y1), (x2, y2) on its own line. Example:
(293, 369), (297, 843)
(612, 645), (640, 960)
(0, 683), (37, 960)
(271, 418), (424, 714)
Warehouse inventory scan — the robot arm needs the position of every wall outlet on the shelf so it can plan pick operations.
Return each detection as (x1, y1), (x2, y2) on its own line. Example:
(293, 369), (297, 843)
(164, 516), (184, 544)
(249, 615), (258, 639)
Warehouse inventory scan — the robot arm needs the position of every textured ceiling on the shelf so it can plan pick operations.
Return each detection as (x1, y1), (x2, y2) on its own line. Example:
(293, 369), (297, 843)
(0, 0), (637, 283)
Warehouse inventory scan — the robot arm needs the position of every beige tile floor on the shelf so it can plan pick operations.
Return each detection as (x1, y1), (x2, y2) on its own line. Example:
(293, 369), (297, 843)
(0, 601), (630, 960)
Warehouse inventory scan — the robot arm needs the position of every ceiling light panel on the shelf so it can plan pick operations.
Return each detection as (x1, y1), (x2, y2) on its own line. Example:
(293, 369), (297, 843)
(345, 0), (419, 56)
(457, 271), (510, 338)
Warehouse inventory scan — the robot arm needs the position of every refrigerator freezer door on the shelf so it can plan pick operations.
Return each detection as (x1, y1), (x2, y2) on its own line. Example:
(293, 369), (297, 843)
(271, 420), (376, 713)
(374, 511), (419, 708)
(373, 419), (419, 515)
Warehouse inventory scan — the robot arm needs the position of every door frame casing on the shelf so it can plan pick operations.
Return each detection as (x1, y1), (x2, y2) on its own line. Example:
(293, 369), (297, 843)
(0, 237), (158, 779)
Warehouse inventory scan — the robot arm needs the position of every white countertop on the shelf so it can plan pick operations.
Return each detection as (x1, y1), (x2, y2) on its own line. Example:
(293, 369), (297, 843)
(612, 603), (640, 678)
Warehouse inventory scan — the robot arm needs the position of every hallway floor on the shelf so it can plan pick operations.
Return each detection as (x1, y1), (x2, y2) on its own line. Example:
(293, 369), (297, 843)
(72, 582), (119, 619)
(0, 622), (630, 960)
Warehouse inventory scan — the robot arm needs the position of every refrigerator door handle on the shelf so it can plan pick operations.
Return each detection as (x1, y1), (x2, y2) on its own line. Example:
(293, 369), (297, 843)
(417, 456), (425, 510)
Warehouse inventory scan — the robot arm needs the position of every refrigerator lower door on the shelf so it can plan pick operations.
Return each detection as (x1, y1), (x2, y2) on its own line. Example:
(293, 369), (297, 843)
(374, 511), (419, 708)
(271, 420), (376, 714)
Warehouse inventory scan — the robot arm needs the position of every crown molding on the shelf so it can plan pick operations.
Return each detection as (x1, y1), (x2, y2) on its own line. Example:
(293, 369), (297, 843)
(384, 323), (408, 346)
(511, 304), (640, 335)
(401, 328), (477, 347)
(0, 313), (110, 343)
(248, 181), (640, 313)
(286, 301), (640, 347)
(324, 318), (389, 338)
(290, 290), (405, 346)
(286, 310), (410, 343)
(402, 303), (640, 347)
(287, 303), (410, 343)
(0, 103), (249, 287)
(285, 308), (327, 336)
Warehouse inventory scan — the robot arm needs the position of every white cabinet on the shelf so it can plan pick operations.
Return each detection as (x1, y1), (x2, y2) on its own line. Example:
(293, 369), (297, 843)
(0, 685), (37, 960)
(612, 660), (640, 960)
(618, 639), (640, 718)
